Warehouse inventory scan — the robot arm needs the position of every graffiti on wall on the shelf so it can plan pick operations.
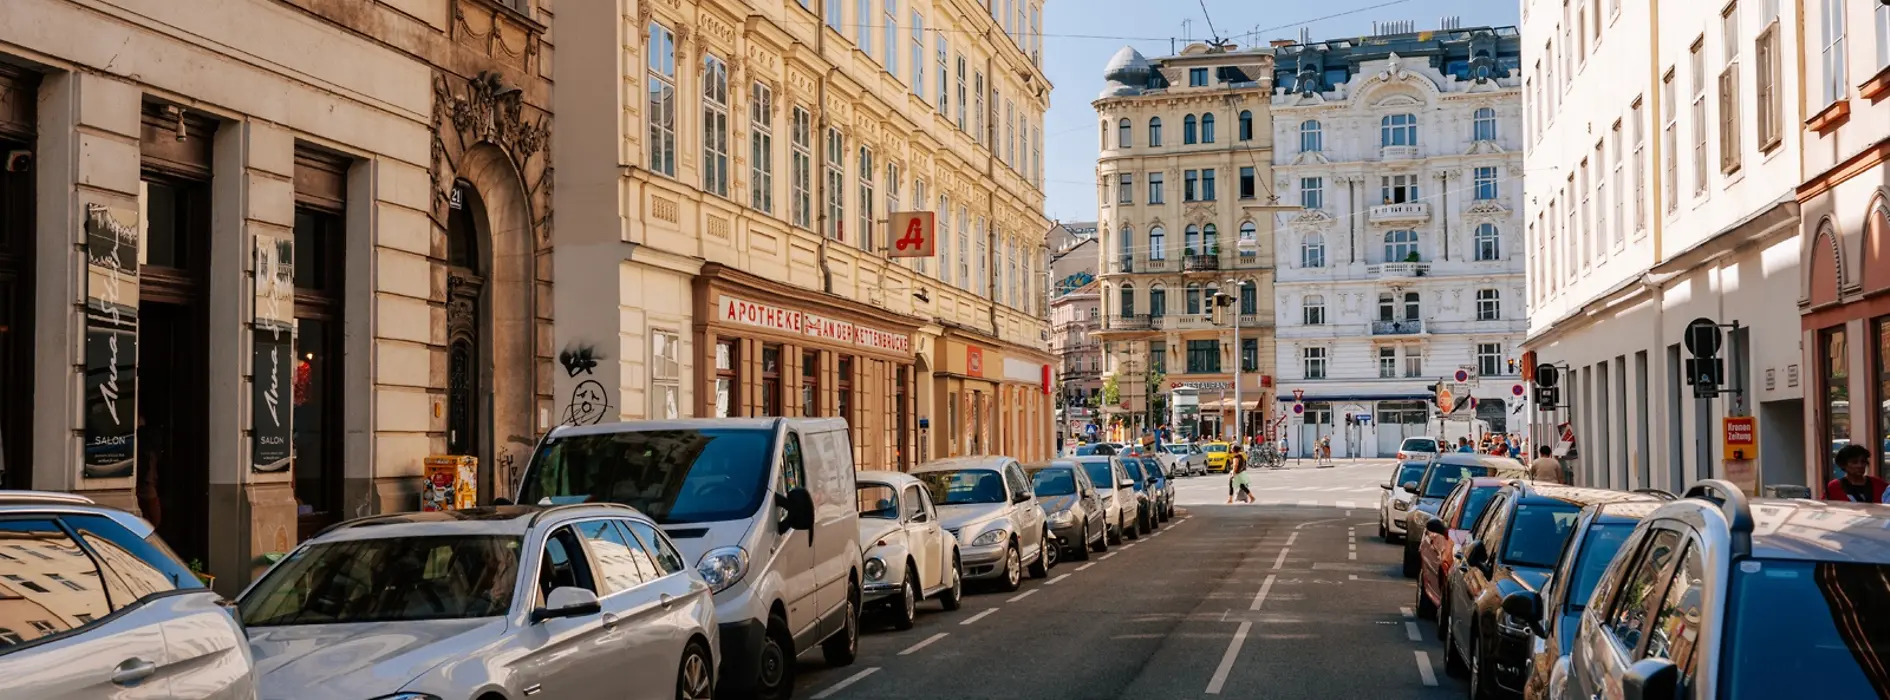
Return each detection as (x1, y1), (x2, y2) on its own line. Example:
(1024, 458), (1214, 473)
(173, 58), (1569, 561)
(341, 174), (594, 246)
(559, 344), (601, 377)
(563, 379), (611, 426)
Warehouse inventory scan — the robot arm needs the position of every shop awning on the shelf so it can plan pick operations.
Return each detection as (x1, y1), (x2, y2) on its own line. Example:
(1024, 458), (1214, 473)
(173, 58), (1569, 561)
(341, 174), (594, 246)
(1199, 399), (1263, 410)
(1291, 393), (1434, 403)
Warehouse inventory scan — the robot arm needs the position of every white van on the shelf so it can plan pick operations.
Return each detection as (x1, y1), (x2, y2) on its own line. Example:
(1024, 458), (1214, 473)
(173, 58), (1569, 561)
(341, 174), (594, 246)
(516, 418), (862, 699)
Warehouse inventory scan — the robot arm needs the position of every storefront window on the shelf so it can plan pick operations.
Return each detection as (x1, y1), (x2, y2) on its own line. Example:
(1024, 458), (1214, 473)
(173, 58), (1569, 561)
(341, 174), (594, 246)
(896, 365), (911, 468)
(715, 340), (737, 418)
(1825, 327), (1851, 472)
(291, 151), (347, 539)
(1877, 319), (1890, 472)
(802, 350), (820, 417)
(837, 356), (854, 423)
(761, 345), (782, 416)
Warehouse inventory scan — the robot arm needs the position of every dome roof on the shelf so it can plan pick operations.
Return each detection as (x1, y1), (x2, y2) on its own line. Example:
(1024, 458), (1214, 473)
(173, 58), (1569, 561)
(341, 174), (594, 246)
(1100, 46), (1151, 98)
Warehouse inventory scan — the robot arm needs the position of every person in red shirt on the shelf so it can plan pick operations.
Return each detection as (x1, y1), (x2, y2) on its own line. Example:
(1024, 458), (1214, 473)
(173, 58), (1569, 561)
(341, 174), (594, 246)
(1824, 444), (1889, 503)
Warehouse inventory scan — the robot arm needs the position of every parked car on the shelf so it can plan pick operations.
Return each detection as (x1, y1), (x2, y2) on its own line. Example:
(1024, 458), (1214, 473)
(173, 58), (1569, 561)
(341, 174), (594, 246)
(1396, 435), (1443, 462)
(0, 491), (256, 700)
(1118, 456), (1159, 534)
(912, 457), (1051, 592)
(1548, 481), (1890, 700)
(1509, 497), (1671, 700)
(1027, 462), (1108, 560)
(855, 471), (963, 630)
(1159, 443), (1205, 476)
(1378, 459), (1433, 542)
(1137, 455), (1176, 521)
(1402, 453), (1530, 577)
(239, 503), (716, 700)
(1071, 456), (1137, 545)
(516, 418), (862, 699)
(1415, 476), (1509, 624)
(1203, 442), (1233, 473)
(1071, 443), (1117, 456)
(1440, 484), (1638, 700)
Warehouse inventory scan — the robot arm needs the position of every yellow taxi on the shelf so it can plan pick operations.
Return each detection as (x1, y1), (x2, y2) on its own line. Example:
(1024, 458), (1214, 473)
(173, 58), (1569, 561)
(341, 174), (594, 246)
(1203, 442), (1233, 472)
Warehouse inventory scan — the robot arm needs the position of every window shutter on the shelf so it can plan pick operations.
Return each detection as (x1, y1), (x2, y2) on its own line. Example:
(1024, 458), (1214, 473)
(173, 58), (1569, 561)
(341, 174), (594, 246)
(1718, 66), (1740, 174)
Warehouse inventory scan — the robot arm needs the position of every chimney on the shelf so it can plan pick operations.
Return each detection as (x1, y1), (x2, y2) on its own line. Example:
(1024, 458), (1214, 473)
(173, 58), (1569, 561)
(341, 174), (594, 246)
(1298, 26), (1311, 44)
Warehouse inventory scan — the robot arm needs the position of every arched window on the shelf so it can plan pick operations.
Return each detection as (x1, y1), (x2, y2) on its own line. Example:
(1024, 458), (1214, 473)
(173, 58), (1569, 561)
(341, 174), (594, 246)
(1184, 225), (1201, 256)
(1301, 232), (1326, 268)
(1239, 222), (1258, 247)
(1384, 230), (1419, 262)
(1118, 118), (1132, 148)
(1299, 120), (1323, 152)
(1402, 291), (1420, 321)
(1201, 113), (1217, 143)
(1475, 289), (1501, 321)
(1381, 113), (1417, 147)
(1473, 107), (1498, 141)
(1183, 115), (1198, 144)
(1474, 223), (1501, 261)
(1238, 279), (1256, 314)
(1149, 285), (1167, 317)
(1186, 283), (1203, 314)
(1239, 110), (1254, 141)
(1303, 294), (1327, 325)
(1118, 225), (1135, 268)
(1148, 226), (1167, 260)
(1149, 117), (1164, 147)
(1119, 283), (1136, 317)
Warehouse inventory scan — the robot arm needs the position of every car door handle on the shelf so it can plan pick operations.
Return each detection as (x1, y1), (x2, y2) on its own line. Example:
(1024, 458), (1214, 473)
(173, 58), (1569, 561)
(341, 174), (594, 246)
(659, 594), (676, 610)
(601, 612), (620, 630)
(111, 658), (157, 686)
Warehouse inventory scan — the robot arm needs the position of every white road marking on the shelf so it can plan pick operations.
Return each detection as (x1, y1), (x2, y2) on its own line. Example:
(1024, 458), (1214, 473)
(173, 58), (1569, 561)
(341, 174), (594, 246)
(1076, 562), (1096, 571)
(1205, 621), (1253, 695)
(1123, 542), (1138, 549)
(1007, 589), (1038, 603)
(1415, 651), (1440, 686)
(1336, 500), (1358, 509)
(959, 608), (999, 626)
(1349, 543), (1358, 551)
(811, 667), (880, 699)
(1405, 621), (1423, 641)
(1349, 552), (1358, 560)
(1295, 518), (1344, 529)
(1250, 574), (1277, 611)
(1271, 549), (1290, 570)
(1298, 500), (1318, 507)
(1348, 574), (1359, 580)
(1400, 606), (1414, 618)
(1285, 532), (1300, 546)
(1099, 552), (1119, 560)
(900, 633), (949, 655)
(1047, 573), (1072, 585)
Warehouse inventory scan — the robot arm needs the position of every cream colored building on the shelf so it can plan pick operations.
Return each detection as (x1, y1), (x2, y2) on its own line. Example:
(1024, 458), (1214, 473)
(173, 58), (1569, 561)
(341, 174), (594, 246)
(555, 0), (1056, 468)
(1093, 44), (1278, 443)
(0, 0), (555, 593)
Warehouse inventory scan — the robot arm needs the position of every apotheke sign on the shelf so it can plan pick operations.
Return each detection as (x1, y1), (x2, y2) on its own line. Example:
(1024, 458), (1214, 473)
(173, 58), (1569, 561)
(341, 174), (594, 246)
(720, 295), (912, 354)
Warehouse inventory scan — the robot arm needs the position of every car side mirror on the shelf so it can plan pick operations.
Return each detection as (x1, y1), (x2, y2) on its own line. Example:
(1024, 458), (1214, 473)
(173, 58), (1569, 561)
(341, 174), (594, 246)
(1147, 477), (1160, 486)
(1465, 540), (1490, 571)
(1424, 519), (1448, 536)
(492, 497), (515, 506)
(1013, 492), (1031, 504)
(1380, 481), (1392, 490)
(1501, 590), (1545, 637)
(1119, 479), (1136, 489)
(782, 488), (816, 535)
(1623, 657), (1679, 700)
(1402, 481), (1419, 495)
(531, 586), (602, 623)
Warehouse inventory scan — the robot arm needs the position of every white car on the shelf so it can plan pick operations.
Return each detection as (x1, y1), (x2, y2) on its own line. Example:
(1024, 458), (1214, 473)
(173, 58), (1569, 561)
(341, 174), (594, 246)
(1158, 443), (1206, 476)
(1395, 436), (1443, 462)
(0, 491), (256, 700)
(913, 457), (1052, 592)
(1376, 459), (1432, 542)
(855, 471), (964, 629)
(239, 503), (719, 700)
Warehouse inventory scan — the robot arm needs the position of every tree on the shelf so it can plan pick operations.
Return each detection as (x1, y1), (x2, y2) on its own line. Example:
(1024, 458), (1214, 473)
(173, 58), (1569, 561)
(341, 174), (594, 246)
(1102, 374), (1120, 407)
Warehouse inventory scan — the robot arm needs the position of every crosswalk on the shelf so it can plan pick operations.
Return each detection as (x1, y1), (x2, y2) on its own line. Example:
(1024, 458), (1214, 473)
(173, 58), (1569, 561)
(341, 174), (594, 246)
(1171, 458), (1398, 509)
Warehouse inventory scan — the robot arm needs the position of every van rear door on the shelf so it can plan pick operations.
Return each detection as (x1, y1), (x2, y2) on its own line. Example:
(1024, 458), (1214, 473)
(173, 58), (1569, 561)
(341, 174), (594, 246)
(774, 430), (818, 642)
(809, 426), (859, 638)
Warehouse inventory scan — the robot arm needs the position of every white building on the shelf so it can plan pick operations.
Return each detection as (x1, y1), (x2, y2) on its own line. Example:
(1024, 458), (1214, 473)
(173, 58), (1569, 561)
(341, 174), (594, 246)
(1269, 24), (1528, 458)
(1521, 0), (1807, 493)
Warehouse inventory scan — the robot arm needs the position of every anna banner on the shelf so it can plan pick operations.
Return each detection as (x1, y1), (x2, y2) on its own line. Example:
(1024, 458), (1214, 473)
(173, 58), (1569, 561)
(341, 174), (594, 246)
(251, 234), (294, 472)
(82, 203), (139, 479)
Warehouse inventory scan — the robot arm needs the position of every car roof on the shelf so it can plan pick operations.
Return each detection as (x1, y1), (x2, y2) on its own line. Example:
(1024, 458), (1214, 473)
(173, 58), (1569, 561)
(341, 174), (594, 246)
(1433, 453), (1527, 469)
(546, 417), (821, 439)
(1025, 462), (1079, 472)
(1743, 499), (1890, 563)
(1513, 484), (1649, 508)
(0, 491), (158, 539)
(1466, 476), (1517, 487)
(313, 504), (642, 541)
(912, 456), (1015, 473)
(1590, 500), (1666, 523)
(856, 470), (920, 486)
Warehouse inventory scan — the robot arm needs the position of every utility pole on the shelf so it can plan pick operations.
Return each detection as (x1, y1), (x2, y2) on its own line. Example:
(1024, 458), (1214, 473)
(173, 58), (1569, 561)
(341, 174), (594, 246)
(1214, 282), (1243, 445)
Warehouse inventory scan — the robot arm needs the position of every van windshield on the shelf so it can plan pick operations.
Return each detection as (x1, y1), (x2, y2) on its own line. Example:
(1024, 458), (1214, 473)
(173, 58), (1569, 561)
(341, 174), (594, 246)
(519, 428), (775, 524)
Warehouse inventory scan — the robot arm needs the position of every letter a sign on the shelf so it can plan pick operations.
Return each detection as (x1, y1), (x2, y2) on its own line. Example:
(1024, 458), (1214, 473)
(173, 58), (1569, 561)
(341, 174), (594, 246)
(888, 211), (936, 258)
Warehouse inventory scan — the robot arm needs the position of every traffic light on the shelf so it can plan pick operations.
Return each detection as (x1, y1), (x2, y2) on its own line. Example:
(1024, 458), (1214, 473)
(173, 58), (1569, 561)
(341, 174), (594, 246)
(1683, 317), (1725, 399)
(1535, 386), (1559, 410)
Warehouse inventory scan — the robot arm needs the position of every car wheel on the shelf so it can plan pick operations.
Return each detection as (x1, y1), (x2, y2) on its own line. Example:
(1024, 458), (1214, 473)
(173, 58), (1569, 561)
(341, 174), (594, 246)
(677, 638), (714, 700)
(1105, 520), (1122, 545)
(820, 581), (859, 666)
(1469, 641), (1495, 700)
(1378, 516), (1390, 542)
(1443, 617), (1469, 679)
(1028, 535), (1053, 578)
(998, 543), (1024, 592)
(1126, 514), (1141, 540)
(890, 570), (918, 630)
(754, 614), (795, 700)
(937, 554), (964, 611)
(1401, 536), (1419, 578)
(1415, 574), (1437, 620)
(1073, 524), (1092, 561)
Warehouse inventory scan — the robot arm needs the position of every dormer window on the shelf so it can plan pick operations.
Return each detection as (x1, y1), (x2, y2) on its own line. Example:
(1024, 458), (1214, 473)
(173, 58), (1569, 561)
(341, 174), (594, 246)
(1189, 67), (1209, 86)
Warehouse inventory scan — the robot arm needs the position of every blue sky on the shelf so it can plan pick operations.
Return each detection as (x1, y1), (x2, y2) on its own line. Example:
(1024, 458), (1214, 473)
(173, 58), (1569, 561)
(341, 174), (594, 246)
(1039, 0), (1521, 222)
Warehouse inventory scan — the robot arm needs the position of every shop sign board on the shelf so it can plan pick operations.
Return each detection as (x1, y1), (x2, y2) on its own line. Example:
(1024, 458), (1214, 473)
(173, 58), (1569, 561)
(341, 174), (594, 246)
(719, 295), (913, 354)
(251, 235), (296, 472)
(82, 203), (140, 479)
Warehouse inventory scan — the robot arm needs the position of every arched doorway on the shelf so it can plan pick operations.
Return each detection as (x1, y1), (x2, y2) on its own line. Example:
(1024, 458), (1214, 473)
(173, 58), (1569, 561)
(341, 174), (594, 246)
(445, 180), (485, 459)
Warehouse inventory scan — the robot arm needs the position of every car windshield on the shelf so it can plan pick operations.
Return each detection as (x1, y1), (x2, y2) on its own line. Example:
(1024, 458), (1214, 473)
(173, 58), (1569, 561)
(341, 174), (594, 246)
(239, 535), (521, 627)
(1120, 459), (1146, 488)
(1140, 459), (1164, 478)
(1205, 445), (1228, 453)
(1458, 487), (1499, 528)
(1079, 460), (1117, 491)
(1565, 522), (1634, 611)
(857, 484), (899, 519)
(518, 428), (775, 524)
(1403, 438), (1440, 453)
(1724, 560), (1890, 700)
(914, 470), (1008, 505)
(1421, 464), (1498, 498)
(1030, 468), (1078, 497)
(1500, 503), (1582, 568)
(1395, 462), (1428, 487)
(1074, 444), (1116, 456)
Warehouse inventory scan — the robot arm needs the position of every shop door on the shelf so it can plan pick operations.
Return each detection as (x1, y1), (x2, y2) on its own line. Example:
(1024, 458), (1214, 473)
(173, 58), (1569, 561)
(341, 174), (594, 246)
(445, 181), (486, 461)
(0, 68), (36, 490)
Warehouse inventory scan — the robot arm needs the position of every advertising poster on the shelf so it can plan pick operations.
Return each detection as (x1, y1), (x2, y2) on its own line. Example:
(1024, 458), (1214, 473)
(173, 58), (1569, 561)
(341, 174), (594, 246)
(251, 235), (295, 472)
(82, 204), (139, 479)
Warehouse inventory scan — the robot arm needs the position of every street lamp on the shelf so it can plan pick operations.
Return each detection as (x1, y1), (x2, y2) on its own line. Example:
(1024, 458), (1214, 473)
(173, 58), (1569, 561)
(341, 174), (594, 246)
(1212, 283), (1246, 446)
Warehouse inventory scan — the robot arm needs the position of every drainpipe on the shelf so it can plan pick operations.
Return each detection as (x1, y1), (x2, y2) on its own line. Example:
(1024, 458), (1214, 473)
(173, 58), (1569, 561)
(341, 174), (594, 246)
(985, 46), (1001, 338)
(814, 0), (837, 293)
(1349, 177), (1360, 264)
(1440, 170), (1450, 261)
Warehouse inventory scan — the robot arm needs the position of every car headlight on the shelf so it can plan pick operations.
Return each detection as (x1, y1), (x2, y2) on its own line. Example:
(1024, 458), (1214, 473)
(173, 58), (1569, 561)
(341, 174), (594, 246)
(1393, 500), (1410, 511)
(864, 557), (887, 581)
(1048, 510), (1076, 526)
(697, 546), (750, 593)
(970, 529), (1008, 546)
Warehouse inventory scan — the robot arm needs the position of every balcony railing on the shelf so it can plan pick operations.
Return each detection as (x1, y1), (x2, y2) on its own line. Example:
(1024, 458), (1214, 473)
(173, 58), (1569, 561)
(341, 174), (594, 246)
(1108, 314), (1153, 331)
(1166, 314), (1218, 330)
(1184, 254), (1221, 272)
(1371, 319), (1425, 335)
(1368, 262), (1431, 278)
(1114, 257), (1135, 273)
(1368, 201), (1430, 224)
(1380, 145), (1419, 161)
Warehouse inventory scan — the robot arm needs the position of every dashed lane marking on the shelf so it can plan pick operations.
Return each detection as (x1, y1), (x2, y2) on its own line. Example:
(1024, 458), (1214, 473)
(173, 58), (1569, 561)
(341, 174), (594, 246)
(1099, 552), (1119, 560)
(1076, 563), (1096, 571)
(1007, 589), (1038, 603)
(1415, 651), (1439, 686)
(1400, 606), (1414, 618)
(1298, 500), (1319, 507)
(1047, 573), (1072, 585)
(1285, 532), (1299, 546)
(1336, 500), (1358, 509)
(811, 667), (880, 699)
(899, 633), (949, 655)
(1250, 574), (1277, 611)
(1205, 621), (1253, 695)
(1271, 549), (1290, 570)
(1405, 622), (1423, 641)
(959, 608), (999, 626)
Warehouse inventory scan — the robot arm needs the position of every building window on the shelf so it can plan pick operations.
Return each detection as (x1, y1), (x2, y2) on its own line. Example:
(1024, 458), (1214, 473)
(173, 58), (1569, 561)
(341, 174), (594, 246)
(1201, 113), (1216, 143)
(1186, 340), (1220, 373)
(791, 107), (812, 228)
(1473, 106), (1498, 141)
(1202, 224), (1219, 255)
(1183, 115), (1198, 145)
(1380, 113), (1417, 147)
(1301, 176), (1323, 209)
(1240, 280), (1256, 315)
(1689, 39), (1707, 196)
(825, 128), (845, 239)
(974, 72), (986, 145)
(858, 147), (876, 252)
(1148, 117), (1163, 146)
(1379, 346), (1398, 378)
(1473, 166), (1498, 200)
(1118, 284), (1135, 317)
(1382, 174), (1418, 204)
(955, 55), (968, 130)
(957, 205), (970, 287)
(1609, 122), (1624, 245)
(1202, 169), (1217, 201)
(750, 83), (774, 214)
(715, 340), (738, 417)
(1239, 223), (1258, 256)
(1302, 232), (1326, 268)
(1189, 67), (1209, 86)
(1118, 173), (1133, 204)
(856, 0), (873, 54)
(1661, 70), (1678, 214)
(291, 149), (349, 533)
(1148, 172), (1165, 204)
(1719, 7), (1742, 176)
(1241, 338), (1258, 372)
(1184, 225), (1201, 257)
(1148, 285), (1166, 316)
(883, 0), (898, 71)
(1117, 118), (1131, 148)
(911, 11), (925, 99)
(1117, 224), (1133, 266)
(837, 356), (854, 422)
(1475, 289), (1501, 321)
(1238, 110), (1253, 141)
(762, 345), (783, 416)
(651, 331), (682, 419)
(1477, 343), (1504, 377)
(937, 35), (950, 117)
(1184, 170), (1198, 202)
(1631, 98), (1647, 229)
(1149, 226), (1166, 260)
(1303, 295), (1326, 325)
(1824, 327), (1851, 470)
(1149, 341), (1167, 374)
(1879, 0), (1890, 69)
(802, 350), (821, 417)
(702, 55), (731, 197)
(646, 23), (678, 177)
(1239, 167), (1256, 199)
(1820, 0), (1847, 106)
(1384, 230), (1419, 262)
(1299, 119), (1323, 152)
(1304, 347), (1328, 380)
(1405, 348), (1423, 377)
(1755, 22), (1781, 150)
(1185, 283), (1202, 315)
(975, 216), (988, 297)
(1475, 223), (1501, 261)
(1379, 292), (1396, 322)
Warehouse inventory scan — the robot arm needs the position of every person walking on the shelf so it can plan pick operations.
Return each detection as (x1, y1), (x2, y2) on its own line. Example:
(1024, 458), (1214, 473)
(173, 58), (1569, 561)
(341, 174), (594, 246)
(1824, 444), (1888, 503)
(1232, 462), (1255, 503)
(1226, 448), (1247, 503)
(1530, 445), (1563, 484)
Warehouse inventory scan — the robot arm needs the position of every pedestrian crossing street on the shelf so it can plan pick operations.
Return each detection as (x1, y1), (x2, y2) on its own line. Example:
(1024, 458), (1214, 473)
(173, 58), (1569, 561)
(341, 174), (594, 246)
(1171, 458), (1400, 509)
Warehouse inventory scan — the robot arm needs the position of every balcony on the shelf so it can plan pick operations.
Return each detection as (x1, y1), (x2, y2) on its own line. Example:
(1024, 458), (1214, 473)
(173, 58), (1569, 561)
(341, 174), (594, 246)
(1165, 314), (1218, 330)
(1369, 262), (1431, 278)
(1380, 145), (1419, 161)
(1142, 258), (1174, 272)
(1113, 257), (1135, 274)
(1108, 314), (1153, 331)
(1371, 319), (1425, 335)
(1183, 254), (1221, 273)
(1368, 201), (1430, 224)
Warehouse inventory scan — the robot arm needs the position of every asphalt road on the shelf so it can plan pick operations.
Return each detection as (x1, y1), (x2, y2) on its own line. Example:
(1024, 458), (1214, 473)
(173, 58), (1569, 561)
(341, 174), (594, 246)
(791, 470), (1466, 700)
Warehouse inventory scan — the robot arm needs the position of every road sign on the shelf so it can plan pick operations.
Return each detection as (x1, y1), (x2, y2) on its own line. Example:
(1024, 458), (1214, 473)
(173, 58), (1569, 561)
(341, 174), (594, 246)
(1511, 383), (1525, 397)
(1722, 416), (1758, 460)
(1292, 388), (1305, 402)
(888, 211), (936, 257)
(1292, 403), (1305, 415)
(1684, 318), (1723, 357)
(1436, 386), (1454, 411)
(1454, 368), (1472, 383)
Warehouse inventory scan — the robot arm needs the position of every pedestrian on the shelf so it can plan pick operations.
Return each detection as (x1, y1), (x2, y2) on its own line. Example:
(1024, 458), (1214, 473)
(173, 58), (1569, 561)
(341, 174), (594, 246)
(1232, 462), (1254, 503)
(1488, 438), (1508, 456)
(1507, 437), (1521, 460)
(1530, 445), (1563, 484)
(1457, 437), (1476, 453)
(1823, 444), (1888, 503)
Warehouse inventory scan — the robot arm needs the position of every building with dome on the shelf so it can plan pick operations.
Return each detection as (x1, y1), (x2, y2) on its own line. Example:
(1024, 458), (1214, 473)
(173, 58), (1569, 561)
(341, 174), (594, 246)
(1269, 22), (1526, 458)
(1093, 42), (1279, 443)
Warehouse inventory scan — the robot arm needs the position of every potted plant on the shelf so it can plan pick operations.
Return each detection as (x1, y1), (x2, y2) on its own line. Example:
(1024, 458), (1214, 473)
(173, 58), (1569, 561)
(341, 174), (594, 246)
(1404, 251), (1420, 263)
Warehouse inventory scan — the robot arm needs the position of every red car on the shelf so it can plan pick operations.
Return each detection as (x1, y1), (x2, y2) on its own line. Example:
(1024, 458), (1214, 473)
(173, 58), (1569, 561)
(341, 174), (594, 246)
(1414, 475), (1505, 621)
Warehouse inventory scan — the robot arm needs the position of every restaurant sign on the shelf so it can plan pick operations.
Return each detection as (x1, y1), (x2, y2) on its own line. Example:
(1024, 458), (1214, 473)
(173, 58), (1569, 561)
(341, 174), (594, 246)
(719, 295), (912, 354)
